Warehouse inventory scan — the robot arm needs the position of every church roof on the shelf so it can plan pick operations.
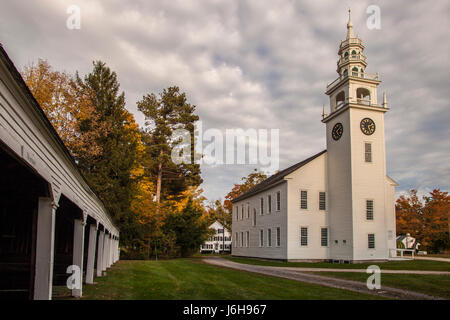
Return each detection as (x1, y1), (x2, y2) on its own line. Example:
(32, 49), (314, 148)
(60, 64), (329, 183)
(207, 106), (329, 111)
(232, 150), (327, 203)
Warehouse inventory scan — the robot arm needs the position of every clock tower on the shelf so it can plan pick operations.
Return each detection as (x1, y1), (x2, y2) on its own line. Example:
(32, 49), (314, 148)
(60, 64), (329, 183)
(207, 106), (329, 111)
(322, 10), (396, 261)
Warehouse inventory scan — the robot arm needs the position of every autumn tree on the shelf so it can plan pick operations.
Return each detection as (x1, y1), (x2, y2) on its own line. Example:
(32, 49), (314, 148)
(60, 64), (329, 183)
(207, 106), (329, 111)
(23, 60), (210, 259)
(21, 59), (109, 161)
(207, 200), (231, 231)
(224, 169), (267, 213)
(396, 189), (450, 252)
(137, 87), (202, 204)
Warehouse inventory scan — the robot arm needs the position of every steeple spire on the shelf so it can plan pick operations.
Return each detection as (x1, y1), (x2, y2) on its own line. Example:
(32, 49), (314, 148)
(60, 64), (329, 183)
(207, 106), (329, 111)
(346, 8), (354, 39)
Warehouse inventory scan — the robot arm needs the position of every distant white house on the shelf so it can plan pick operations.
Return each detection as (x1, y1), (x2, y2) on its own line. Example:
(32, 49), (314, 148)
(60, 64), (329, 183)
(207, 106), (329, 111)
(397, 233), (420, 251)
(200, 221), (232, 253)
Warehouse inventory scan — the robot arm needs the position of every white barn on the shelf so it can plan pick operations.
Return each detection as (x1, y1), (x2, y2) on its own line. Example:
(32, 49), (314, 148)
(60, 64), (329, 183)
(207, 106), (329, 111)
(200, 221), (232, 253)
(232, 13), (397, 263)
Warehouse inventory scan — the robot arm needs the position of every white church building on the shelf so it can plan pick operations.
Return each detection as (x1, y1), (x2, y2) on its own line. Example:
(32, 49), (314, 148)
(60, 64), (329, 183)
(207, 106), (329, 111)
(232, 12), (397, 263)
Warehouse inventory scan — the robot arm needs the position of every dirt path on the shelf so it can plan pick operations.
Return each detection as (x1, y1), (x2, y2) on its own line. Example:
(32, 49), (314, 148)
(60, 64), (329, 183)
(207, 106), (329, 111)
(279, 267), (450, 275)
(203, 257), (445, 300)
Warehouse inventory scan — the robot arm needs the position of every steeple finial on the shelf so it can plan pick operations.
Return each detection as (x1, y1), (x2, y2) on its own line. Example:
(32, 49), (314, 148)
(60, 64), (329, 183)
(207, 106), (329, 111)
(322, 104), (328, 119)
(346, 8), (354, 39)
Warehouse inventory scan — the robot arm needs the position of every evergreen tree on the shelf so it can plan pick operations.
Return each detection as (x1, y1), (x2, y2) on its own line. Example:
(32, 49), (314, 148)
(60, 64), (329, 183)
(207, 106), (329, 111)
(137, 86), (202, 203)
(76, 61), (140, 232)
(163, 198), (211, 257)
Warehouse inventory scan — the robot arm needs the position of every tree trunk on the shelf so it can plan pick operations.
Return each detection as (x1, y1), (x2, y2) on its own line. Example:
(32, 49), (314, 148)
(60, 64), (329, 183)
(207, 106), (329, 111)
(155, 150), (163, 204)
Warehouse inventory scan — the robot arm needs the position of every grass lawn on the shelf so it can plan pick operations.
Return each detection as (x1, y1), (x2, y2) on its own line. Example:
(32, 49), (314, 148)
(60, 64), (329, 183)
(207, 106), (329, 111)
(315, 272), (450, 299)
(224, 256), (450, 272)
(79, 259), (383, 300)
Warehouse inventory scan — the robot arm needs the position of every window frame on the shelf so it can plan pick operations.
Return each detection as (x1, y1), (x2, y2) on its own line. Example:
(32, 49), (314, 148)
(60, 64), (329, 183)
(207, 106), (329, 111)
(260, 197), (264, 215)
(268, 194), (272, 214)
(365, 142), (373, 163)
(276, 191), (281, 211)
(368, 233), (376, 249)
(366, 199), (374, 221)
(267, 228), (272, 247)
(246, 231), (249, 248)
(259, 229), (264, 247)
(319, 191), (326, 211)
(300, 190), (308, 210)
(276, 227), (281, 247)
(300, 226), (308, 247)
(320, 227), (329, 247)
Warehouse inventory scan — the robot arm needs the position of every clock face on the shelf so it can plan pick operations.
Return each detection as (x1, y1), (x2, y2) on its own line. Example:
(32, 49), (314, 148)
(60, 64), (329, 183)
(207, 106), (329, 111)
(360, 118), (376, 135)
(332, 123), (343, 141)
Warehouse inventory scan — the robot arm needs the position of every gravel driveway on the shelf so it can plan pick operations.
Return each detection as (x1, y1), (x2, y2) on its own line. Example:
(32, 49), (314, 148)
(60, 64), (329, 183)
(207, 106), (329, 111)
(203, 257), (446, 300)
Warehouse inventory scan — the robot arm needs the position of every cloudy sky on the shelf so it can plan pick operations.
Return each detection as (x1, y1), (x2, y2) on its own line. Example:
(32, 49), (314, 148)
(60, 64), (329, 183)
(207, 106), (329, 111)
(1, 0), (449, 201)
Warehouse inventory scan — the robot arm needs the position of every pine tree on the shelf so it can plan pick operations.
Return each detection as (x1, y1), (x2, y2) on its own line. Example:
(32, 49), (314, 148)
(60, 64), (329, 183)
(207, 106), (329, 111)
(137, 86), (202, 204)
(76, 61), (140, 230)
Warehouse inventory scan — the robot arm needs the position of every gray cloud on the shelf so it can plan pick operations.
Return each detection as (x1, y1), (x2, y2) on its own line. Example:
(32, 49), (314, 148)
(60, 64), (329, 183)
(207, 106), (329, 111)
(1, 0), (449, 201)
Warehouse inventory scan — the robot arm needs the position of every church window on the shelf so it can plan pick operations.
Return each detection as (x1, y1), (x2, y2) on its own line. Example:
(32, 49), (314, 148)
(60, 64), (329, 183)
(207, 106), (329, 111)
(268, 195), (272, 213)
(366, 200), (374, 220)
(357, 87), (371, 105)
(368, 234), (375, 249)
(365, 143), (372, 162)
(336, 91), (345, 108)
(253, 209), (257, 226)
(319, 192), (326, 210)
(260, 229), (264, 247)
(260, 197), (264, 215)
(300, 190), (308, 209)
(241, 232), (244, 247)
(276, 191), (281, 211)
(344, 51), (349, 57)
(300, 227), (308, 246)
(246, 231), (249, 247)
(267, 228), (272, 247)
(276, 227), (281, 247)
(321, 228), (328, 247)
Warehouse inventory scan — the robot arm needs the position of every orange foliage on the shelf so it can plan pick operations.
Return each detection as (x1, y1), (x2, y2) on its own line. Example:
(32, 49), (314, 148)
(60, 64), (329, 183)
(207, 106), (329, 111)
(396, 189), (450, 250)
(21, 59), (110, 161)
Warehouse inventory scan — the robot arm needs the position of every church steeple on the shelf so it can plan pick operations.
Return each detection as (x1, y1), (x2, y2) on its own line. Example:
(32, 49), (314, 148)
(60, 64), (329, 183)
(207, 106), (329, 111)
(346, 9), (354, 39)
(322, 10), (393, 262)
(323, 10), (383, 118)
